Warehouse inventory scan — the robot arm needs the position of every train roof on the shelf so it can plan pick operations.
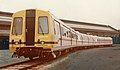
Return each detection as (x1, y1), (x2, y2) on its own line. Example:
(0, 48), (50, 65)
(51, 13), (74, 31)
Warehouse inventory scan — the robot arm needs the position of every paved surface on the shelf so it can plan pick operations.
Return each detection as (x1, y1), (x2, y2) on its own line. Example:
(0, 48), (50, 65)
(0, 50), (28, 67)
(37, 47), (120, 70)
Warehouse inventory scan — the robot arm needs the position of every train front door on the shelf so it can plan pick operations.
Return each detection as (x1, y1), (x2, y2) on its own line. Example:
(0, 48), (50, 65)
(25, 10), (35, 45)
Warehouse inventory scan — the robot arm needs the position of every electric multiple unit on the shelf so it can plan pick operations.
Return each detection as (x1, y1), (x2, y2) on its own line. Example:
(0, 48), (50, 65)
(9, 9), (112, 59)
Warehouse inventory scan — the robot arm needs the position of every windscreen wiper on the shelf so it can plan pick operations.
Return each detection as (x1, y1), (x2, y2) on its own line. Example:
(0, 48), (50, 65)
(39, 24), (44, 35)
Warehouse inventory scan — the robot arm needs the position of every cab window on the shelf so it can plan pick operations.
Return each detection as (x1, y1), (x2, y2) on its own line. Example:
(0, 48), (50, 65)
(12, 17), (23, 35)
(38, 16), (49, 34)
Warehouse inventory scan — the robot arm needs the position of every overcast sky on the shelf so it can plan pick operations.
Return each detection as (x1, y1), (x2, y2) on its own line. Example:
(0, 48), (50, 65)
(0, 0), (120, 29)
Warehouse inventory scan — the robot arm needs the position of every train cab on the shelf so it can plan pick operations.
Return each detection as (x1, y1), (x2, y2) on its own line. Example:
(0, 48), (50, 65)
(9, 9), (55, 59)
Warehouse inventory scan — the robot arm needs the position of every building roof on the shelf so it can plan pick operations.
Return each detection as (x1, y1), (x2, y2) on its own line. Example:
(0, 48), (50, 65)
(0, 11), (13, 16)
(61, 19), (118, 32)
(0, 11), (12, 25)
(61, 19), (119, 37)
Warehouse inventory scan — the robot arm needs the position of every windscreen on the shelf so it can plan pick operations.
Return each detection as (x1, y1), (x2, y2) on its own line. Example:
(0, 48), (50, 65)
(12, 17), (23, 35)
(38, 16), (48, 34)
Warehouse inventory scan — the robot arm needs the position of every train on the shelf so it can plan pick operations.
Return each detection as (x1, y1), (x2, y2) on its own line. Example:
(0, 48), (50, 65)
(9, 9), (112, 59)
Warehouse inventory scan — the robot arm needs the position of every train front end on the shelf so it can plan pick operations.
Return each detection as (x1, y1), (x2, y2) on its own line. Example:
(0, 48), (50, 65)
(9, 9), (54, 59)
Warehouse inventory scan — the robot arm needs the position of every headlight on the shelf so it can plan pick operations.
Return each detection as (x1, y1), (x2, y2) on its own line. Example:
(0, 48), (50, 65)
(41, 41), (45, 45)
(15, 41), (19, 45)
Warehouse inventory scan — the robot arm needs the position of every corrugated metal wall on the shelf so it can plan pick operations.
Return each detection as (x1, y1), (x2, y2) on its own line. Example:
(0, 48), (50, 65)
(0, 36), (9, 50)
(112, 37), (120, 44)
(0, 12), (12, 50)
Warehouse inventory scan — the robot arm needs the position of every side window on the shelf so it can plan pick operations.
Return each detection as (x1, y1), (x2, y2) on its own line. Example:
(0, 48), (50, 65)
(73, 34), (77, 39)
(12, 17), (23, 35)
(70, 31), (77, 39)
(54, 20), (60, 35)
(54, 21), (56, 35)
(80, 35), (83, 40)
(61, 26), (64, 35)
(68, 31), (72, 38)
(61, 25), (70, 38)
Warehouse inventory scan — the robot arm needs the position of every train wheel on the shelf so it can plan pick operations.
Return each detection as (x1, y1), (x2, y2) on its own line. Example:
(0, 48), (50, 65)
(43, 52), (54, 61)
(54, 51), (61, 58)
(38, 54), (44, 60)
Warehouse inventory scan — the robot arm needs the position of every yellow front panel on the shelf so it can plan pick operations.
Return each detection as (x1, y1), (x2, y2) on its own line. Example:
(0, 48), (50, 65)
(35, 10), (54, 49)
(9, 10), (26, 52)
(9, 9), (55, 52)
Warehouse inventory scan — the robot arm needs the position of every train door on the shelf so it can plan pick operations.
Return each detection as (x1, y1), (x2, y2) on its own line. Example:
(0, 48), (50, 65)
(25, 10), (35, 45)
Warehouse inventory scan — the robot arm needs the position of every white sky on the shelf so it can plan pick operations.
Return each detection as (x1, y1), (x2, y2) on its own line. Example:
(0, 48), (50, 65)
(0, 0), (120, 29)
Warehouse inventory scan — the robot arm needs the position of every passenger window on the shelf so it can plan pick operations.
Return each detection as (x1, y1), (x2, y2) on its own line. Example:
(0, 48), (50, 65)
(61, 27), (64, 35)
(54, 20), (60, 35)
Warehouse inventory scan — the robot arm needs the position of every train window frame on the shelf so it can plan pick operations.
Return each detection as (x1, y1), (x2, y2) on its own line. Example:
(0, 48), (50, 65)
(54, 20), (60, 35)
(54, 19), (71, 38)
(38, 16), (49, 34)
(61, 24), (70, 37)
(53, 20), (56, 35)
(12, 17), (23, 35)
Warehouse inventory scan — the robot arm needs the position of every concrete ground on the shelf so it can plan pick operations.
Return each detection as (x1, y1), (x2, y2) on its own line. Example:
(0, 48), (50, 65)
(0, 50), (28, 67)
(37, 47), (120, 70)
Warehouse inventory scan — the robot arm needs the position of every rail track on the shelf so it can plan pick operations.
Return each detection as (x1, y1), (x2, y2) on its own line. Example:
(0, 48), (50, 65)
(0, 58), (51, 70)
(0, 54), (68, 70)
(0, 46), (111, 70)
